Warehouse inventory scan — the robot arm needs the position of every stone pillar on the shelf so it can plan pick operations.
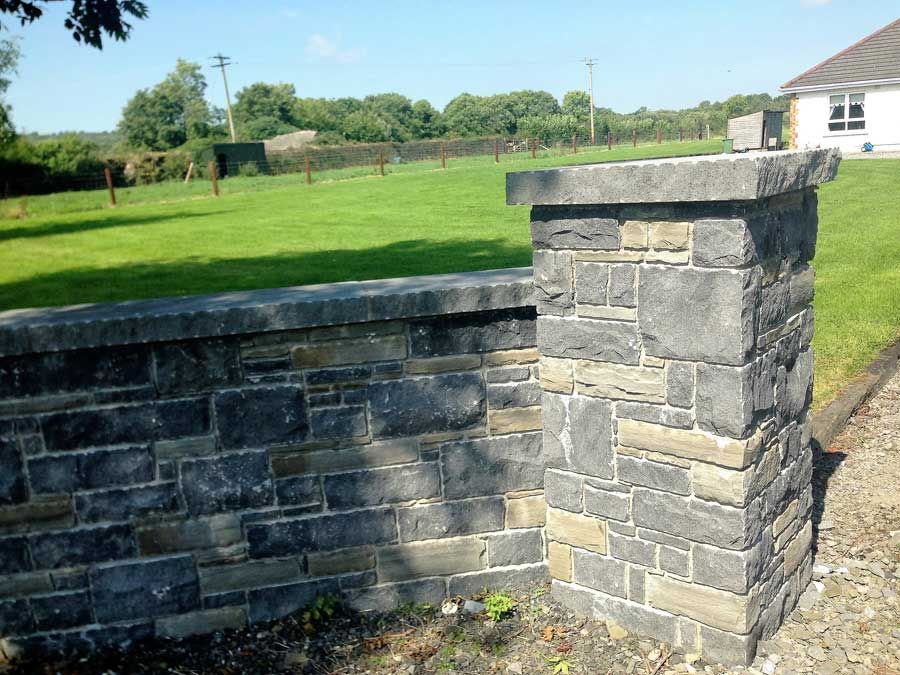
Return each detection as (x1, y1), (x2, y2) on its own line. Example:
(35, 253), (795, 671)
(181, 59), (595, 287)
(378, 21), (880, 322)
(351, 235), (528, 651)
(507, 149), (840, 666)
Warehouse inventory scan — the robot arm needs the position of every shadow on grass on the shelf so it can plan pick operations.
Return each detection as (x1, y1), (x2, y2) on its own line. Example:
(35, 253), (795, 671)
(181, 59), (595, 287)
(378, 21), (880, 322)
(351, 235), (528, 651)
(0, 238), (533, 311)
(0, 210), (225, 243)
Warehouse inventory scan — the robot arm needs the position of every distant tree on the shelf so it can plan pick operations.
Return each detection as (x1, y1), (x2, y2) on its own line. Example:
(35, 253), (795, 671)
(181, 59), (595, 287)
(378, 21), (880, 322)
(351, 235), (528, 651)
(410, 99), (443, 138)
(0, 0), (148, 49)
(340, 110), (389, 143)
(233, 82), (298, 133)
(723, 94), (751, 119)
(241, 116), (298, 141)
(517, 113), (581, 141)
(362, 92), (415, 141)
(502, 90), (560, 125)
(294, 97), (339, 132)
(118, 59), (216, 150)
(0, 37), (19, 147)
(442, 93), (514, 137)
(31, 133), (102, 176)
(561, 91), (591, 124)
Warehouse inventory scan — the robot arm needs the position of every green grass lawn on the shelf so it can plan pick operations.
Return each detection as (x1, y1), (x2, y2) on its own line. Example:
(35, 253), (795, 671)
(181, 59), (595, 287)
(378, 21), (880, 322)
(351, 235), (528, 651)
(0, 141), (897, 407)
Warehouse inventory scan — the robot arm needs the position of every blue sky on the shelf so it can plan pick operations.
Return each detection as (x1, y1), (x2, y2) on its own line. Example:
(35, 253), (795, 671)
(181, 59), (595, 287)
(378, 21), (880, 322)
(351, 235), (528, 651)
(7, 1), (899, 134)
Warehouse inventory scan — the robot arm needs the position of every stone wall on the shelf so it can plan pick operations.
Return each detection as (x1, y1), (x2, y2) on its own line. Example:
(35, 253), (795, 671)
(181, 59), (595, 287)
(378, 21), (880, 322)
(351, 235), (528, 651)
(0, 269), (548, 656)
(509, 148), (840, 666)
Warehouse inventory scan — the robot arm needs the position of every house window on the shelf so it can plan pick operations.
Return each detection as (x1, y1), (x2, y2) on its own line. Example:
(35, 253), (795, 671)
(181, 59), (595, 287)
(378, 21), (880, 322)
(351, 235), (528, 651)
(829, 93), (865, 132)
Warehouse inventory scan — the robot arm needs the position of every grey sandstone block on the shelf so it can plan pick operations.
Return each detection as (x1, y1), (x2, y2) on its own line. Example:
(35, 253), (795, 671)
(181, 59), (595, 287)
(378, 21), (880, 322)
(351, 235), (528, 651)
(699, 624), (757, 668)
(658, 546), (689, 576)
(137, 513), (242, 555)
(485, 366), (531, 384)
(488, 381), (542, 409)
(574, 262), (608, 305)
(181, 450), (274, 515)
(666, 362), (694, 408)
(693, 531), (772, 594)
(487, 529), (544, 567)
(91, 555), (199, 623)
(214, 385), (308, 450)
(608, 532), (656, 567)
(628, 566), (645, 602)
(632, 489), (762, 550)
(408, 307), (536, 357)
(615, 401), (693, 429)
(789, 265), (815, 312)
(533, 250), (574, 314)
(324, 463), (441, 509)
(200, 558), (302, 594)
(693, 219), (756, 267)
(583, 484), (630, 522)
(639, 267), (759, 366)
(777, 349), (813, 427)
(154, 339), (241, 394)
(758, 276), (790, 334)
(696, 359), (775, 439)
(156, 606), (246, 638)
(545, 469), (583, 512)
(572, 549), (627, 598)
(247, 578), (338, 623)
(346, 578), (446, 612)
(305, 365), (372, 385)
(377, 538), (486, 582)
(247, 509), (396, 558)
(537, 316), (640, 365)
(397, 497), (505, 541)
(75, 483), (179, 522)
(309, 405), (367, 439)
(530, 208), (620, 250)
(368, 373), (485, 439)
(40, 404), (155, 451)
(608, 264), (636, 307)
(615, 455), (691, 495)
(30, 524), (136, 569)
(542, 393), (614, 479)
(447, 562), (547, 597)
(30, 590), (93, 631)
(441, 432), (544, 499)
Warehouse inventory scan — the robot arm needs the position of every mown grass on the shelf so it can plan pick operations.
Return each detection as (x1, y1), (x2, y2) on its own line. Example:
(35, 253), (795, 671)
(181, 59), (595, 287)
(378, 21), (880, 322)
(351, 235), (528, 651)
(0, 141), (896, 407)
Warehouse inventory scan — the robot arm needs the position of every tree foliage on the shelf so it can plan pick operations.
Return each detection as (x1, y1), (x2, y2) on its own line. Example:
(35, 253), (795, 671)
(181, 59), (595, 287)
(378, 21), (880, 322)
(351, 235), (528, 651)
(0, 0), (148, 49)
(0, 37), (19, 147)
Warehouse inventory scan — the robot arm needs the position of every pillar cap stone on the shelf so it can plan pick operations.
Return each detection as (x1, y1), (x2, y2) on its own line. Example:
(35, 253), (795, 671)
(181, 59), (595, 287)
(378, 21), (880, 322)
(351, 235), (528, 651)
(506, 148), (840, 206)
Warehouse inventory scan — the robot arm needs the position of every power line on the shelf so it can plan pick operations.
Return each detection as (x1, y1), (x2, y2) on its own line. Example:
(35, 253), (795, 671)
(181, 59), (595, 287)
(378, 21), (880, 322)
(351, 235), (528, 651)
(210, 54), (237, 143)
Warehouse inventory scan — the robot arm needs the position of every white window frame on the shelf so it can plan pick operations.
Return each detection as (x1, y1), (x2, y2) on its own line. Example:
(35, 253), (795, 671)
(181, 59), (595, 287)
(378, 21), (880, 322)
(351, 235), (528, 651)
(827, 92), (866, 134)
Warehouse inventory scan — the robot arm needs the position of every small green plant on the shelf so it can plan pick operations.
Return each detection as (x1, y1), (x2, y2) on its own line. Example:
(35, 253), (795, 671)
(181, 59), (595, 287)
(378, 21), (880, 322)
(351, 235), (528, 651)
(545, 656), (573, 674)
(484, 592), (516, 622)
(236, 161), (261, 177)
(301, 593), (339, 632)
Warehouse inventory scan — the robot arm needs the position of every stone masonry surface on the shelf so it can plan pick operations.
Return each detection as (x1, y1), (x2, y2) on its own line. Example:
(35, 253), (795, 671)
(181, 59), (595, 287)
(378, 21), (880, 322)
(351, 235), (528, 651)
(0, 270), (548, 658)
(517, 148), (840, 667)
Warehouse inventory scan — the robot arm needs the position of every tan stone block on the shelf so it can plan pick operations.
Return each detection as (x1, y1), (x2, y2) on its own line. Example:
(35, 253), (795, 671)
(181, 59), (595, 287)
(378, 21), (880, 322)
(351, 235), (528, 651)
(489, 406), (542, 435)
(546, 508), (607, 554)
(573, 250), (644, 263)
(137, 514), (242, 555)
(646, 574), (759, 634)
(617, 419), (761, 470)
(507, 488), (544, 499)
(576, 361), (665, 403)
(650, 222), (690, 250)
(291, 334), (407, 368)
(575, 305), (637, 322)
(506, 494), (547, 528)
(642, 355), (667, 369)
(644, 250), (690, 264)
(540, 356), (574, 394)
(621, 220), (649, 249)
(377, 538), (486, 582)
(615, 445), (643, 458)
(200, 558), (302, 593)
(645, 451), (691, 469)
(271, 439), (418, 477)
(548, 542), (573, 582)
(772, 499), (799, 538)
(405, 355), (481, 374)
(483, 348), (540, 366)
(156, 607), (246, 638)
(0, 495), (73, 535)
(308, 546), (376, 577)
(784, 519), (812, 577)
(691, 444), (780, 507)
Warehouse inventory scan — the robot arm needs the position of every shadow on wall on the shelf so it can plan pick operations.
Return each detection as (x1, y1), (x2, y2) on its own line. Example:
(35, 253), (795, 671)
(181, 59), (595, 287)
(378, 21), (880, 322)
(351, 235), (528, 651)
(0, 238), (534, 311)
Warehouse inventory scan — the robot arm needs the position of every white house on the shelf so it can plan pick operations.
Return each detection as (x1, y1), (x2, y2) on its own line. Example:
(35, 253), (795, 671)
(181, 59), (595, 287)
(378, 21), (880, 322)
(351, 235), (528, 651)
(782, 18), (900, 153)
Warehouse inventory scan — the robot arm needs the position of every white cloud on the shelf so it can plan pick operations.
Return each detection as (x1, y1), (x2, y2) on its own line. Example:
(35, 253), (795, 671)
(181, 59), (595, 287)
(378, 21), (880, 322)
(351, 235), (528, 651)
(305, 34), (364, 64)
(801, 0), (832, 7)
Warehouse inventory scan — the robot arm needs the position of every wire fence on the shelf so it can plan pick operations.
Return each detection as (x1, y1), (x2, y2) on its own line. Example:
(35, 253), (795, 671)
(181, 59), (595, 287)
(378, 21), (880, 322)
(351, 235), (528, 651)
(2, 127), (715, 201)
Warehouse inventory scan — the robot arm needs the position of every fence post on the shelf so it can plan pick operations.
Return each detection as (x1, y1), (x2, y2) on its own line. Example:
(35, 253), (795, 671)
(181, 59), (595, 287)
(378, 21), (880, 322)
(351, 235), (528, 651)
(494, 140), (500, 164)
(305, 156), (311, 185)
(103, 167), (116, 207)
(571, 134), (577, 154)
(531, 139), (537, 159)
(183, 161), (194, 184)
(679, 128), (684, 143)
(208, 161), (220, 197)
(656, 128), (662, 144)
(440, 142), (446, 169)
(632, 129), (637, 148)
(379, 151), (385, 177)
(607, 131), (612, 151)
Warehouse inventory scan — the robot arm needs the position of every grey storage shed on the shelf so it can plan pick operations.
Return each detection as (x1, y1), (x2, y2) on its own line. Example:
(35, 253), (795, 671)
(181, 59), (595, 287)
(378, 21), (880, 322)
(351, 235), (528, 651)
(726, 110), (785, 151)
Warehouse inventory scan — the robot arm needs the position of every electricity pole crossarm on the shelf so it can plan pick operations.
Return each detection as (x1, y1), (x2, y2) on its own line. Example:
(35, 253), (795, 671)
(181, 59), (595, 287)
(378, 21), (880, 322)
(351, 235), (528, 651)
(584, 58), (596, 146)
(211, 54), (237, 143)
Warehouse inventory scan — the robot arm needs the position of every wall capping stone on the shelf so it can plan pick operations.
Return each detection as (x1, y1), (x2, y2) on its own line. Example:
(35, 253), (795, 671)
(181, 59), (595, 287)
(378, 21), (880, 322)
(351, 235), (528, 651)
(506, 148), (840, 205)
(0, 268), (534, 357)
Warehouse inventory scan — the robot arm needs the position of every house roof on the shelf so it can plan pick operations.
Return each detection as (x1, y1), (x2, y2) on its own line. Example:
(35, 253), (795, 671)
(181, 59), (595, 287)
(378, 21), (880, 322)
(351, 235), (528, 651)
(782, 18), (900, 91)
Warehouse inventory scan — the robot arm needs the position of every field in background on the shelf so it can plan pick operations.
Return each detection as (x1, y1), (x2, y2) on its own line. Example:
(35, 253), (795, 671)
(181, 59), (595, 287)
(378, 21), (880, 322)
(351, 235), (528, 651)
(0, 142), (896, 407)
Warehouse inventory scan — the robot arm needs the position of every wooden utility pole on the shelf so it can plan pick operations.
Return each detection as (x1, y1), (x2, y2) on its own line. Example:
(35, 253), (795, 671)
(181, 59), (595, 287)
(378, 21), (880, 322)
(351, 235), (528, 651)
(211, 54), (237, 142)
(208, 161), (220, 196)
(103, 168), (116, 206)
(584, 58), (597, 145)
(305, 156), (311, 184)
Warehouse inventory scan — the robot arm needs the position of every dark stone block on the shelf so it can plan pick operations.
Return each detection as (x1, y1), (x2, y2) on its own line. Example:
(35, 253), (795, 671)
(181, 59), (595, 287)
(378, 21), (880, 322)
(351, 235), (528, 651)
(409, 307), (537, 357)
(248, 578), (339, 623)
(29, 445), (153, 494)
(309, 405), (367, 439)
(368, 373), (485, 439)
(323, 464), (441, 509)
(155, 397), (212, 439)
(154, 339), (242, 394)
(31, 591), (93, 631)
(441, 433), (544, 499)
(41, 404), (155, 451)
(181, 450), (274, 515)
(51, 569), (88, 591)
(247, 508), (396, 558)
(530, 207), (620, 250)
(75, 483), (179, 522)
(91, 555), (199, 623)
(0, 346), (151, 399)
(0, 599), (34, 636)
(93, 385), (157, 404)
(397, 497), (505, 541)
(30, 524), (136, 569)
(83, 620), (154, 649)
(0, 435), (27, 505)
(308, 392), (341, 407)
(306, 366), (372, 385)
(0, 536), (30, 574)
(346, 578), (446, 613)
(204, 590), (246, 609)
(28, 454), (79, 493)
(214, 385), (308, 449)
(243, 357), (291, 377)
(341, 388), (367, 405)
(487, 381), (541, 409)
(275, 476), (321, 506)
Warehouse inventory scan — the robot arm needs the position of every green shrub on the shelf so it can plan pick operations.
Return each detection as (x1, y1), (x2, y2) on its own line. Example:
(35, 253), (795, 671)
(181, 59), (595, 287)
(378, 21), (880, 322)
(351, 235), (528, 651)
(484, 592), (516, 622)
(236, 161), (261, 177)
